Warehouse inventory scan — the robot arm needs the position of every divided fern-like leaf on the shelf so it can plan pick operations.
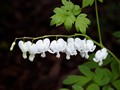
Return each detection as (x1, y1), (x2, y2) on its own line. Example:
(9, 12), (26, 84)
(75, 13), (90, 34)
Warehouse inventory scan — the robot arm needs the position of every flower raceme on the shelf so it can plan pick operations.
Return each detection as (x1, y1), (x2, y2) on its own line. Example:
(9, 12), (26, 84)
(17, 38), (108, 66)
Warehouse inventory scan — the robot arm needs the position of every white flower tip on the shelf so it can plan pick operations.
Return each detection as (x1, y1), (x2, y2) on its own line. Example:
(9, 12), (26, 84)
(66, 55), (70, 60)
(56, 53), (60, 58)
(41, 53), (46, 58)
(22, 52), (27, 59)
(10, 42), (16, 51)
(29, 54), (35, 61)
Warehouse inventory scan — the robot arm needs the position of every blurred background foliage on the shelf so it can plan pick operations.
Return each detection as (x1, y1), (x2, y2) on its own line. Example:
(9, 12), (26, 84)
(0, 0), (120, 90)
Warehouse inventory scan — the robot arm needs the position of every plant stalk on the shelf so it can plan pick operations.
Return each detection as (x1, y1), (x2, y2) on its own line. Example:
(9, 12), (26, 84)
(95, 0), (103, 45)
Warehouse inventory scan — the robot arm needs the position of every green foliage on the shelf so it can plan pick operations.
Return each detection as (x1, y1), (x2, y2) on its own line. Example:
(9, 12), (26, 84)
(72, 85), (83, 90)
(51, 0), (91, 33)
(102, 85), (114, 90)
(78, 65), (92, 78)
(82, 0), (95, 8)
(82, 0), (103, 8)
(112, 80), (120, 90)
(112, 31), (120, 43)
(75, 14), (90, 34)
(61, 58), (120, 90)
(86, 84), (100, 90)
(112, 31), (120, 38)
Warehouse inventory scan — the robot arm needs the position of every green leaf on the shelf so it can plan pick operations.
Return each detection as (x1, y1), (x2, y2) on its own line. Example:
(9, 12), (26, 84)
(73, 76), (91, 86)
(63, 75), (83, 85)
(94, 68), (111, 86)
(78, 65), (92, 79)
(112, 31), (120, 38)
(98, 0), (103, 3)
(102, 85), (114, 90)
(86, 83), (100, 90)
(62, 0), (74, 10)
(50, 14), (66, 26)
(82, 0), (95, 8)
(53, 7), (63, 14)
(75, 13), (90, 34)
(64, 15), (75, 31)
(83, 61), (98, 69)
(111, 60), (119, 80)
(72, 85), (83, 90)
(73, 5), (81, 15)
(112, 80), (120, 90)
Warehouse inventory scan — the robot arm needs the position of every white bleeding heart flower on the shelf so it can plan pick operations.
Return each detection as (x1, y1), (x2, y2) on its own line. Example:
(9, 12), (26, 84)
(18, 40), (30, 59)
(86, 40), (96, 52)
(64, 38), (77, 60)
(50, 38), (67, 58)
(93, 48), (108, 66)
(27, 42), (38, 62)
(74, 38), (86, 52)
(75, 38), (96, 59)
(36, 38), (50, 58)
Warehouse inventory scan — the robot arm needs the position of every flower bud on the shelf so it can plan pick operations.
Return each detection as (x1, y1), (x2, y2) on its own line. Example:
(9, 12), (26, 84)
(10, 42), (16, 51)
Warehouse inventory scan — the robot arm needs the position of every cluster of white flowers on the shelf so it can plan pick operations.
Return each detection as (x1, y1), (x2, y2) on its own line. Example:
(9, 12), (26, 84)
(17, 37), (108, 66)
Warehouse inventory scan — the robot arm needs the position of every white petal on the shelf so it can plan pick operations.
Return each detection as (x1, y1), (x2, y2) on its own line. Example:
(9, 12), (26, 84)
(56, 52), (60, 58)
(43, 38), (50, 47)
(67, 38), (74, 43)
(28, 43), (38, 54)
(57, 38), (67, 51)
(98, 61), (103, 66)
(18, 41), (28, 52)
(29, 54), (35, 62)
(41, 52), (46, 58)
(50, 40), (58, 52)
(22, 52), (27, 59)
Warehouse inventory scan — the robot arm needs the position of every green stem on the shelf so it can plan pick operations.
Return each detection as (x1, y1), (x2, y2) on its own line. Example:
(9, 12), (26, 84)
(95, 0), (103, 45)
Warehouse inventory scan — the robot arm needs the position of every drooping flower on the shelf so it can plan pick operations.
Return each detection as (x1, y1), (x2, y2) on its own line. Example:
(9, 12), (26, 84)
(18, 40), (30, 59)
(50, 38), (67, 58)
(24, 41), (38, 62)
(64, 38), (77, 60)
(36, 38), (50, 58)
(93, 48), (108, 66)
(74, 38), (96, 59)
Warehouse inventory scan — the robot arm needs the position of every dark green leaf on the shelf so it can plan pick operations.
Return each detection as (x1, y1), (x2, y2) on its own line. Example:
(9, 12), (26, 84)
(111, 60), (119, 80)
(94, 68), (104, 85)
(78, 65), (92, 79)
(94, 68), (111, 86)
(83, 61), (98, 69)
(75, 13), (90, 34)
(98, 0), (103, 3)
(63, 75), (83, 85)
(74, 76), (91, 86)
(112, 80), (120, 90)
(72, 85), (83, 90)
(112, 31), (120, 38)
(102, 85), (114, 90)
(82, 0), (94, 8)
(86, 83), (100, 90)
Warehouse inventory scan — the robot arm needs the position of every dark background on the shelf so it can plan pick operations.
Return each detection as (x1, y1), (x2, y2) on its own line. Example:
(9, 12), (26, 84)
(0, 0), (120, 90)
